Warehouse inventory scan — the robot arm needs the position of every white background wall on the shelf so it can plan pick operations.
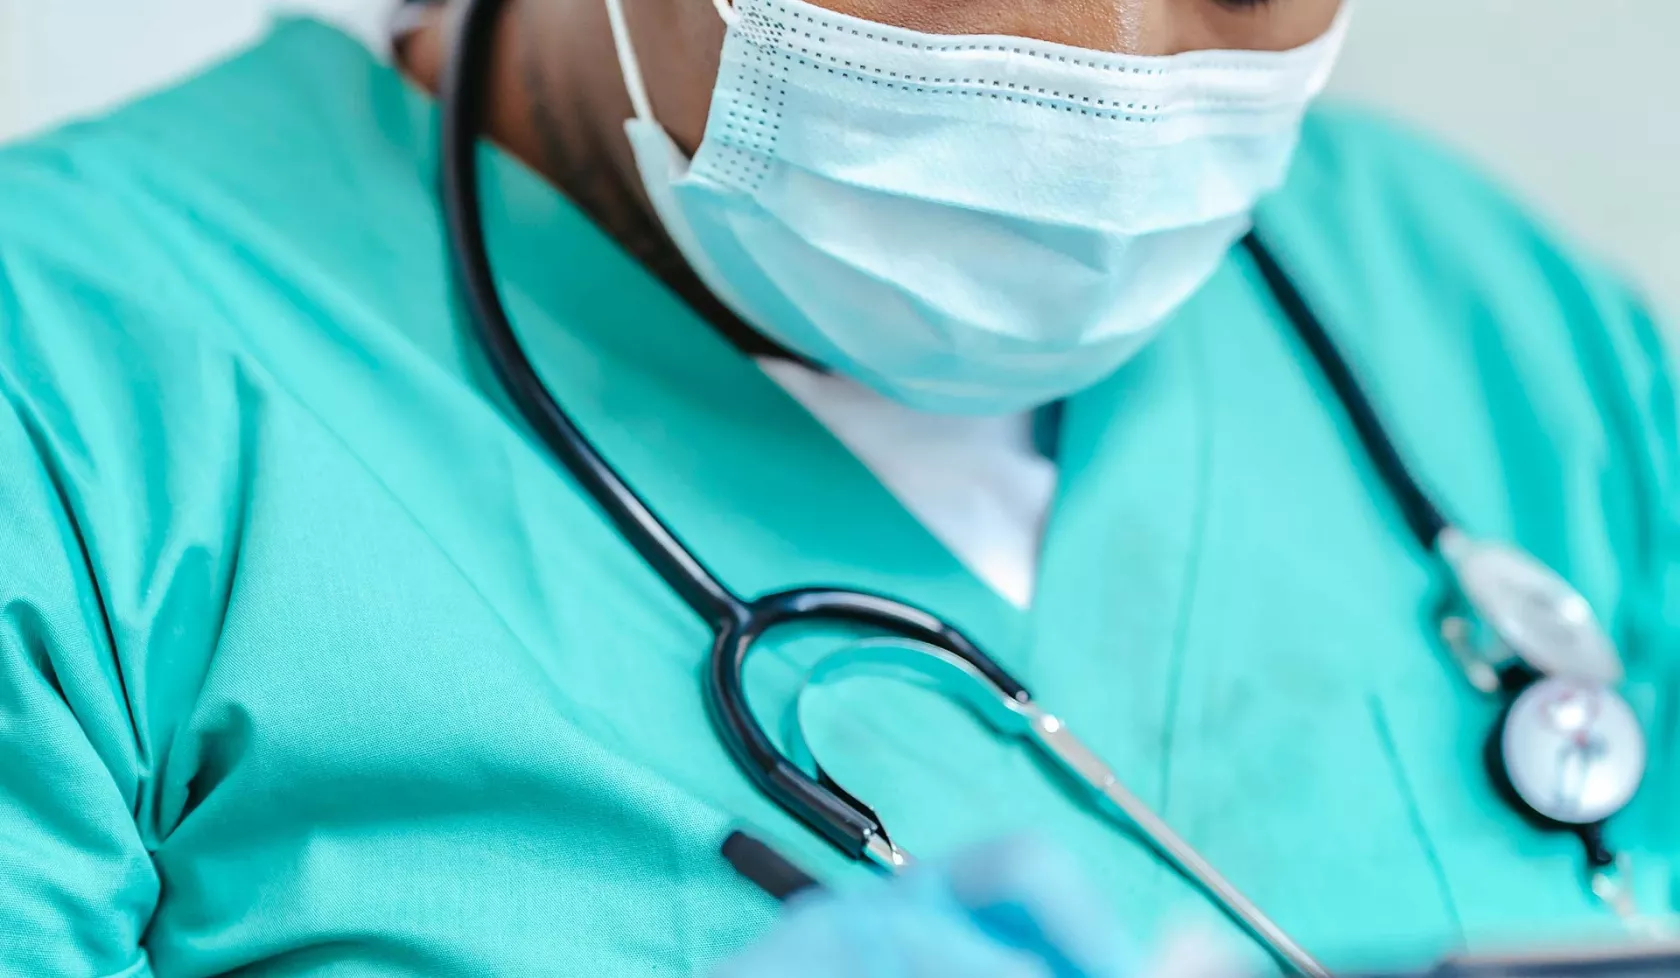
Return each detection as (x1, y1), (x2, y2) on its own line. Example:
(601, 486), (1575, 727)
(0, 1), (1676, 318)
(1329, 2), (1680, 319)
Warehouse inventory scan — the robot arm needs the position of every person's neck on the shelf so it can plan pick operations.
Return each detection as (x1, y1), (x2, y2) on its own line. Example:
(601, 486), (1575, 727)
(398, 0), (782, 357)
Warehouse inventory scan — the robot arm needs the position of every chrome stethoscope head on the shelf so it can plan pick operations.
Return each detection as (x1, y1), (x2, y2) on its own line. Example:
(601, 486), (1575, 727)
(1493, 676), (1647, 829)
(1433, 527), (1649, 919)
(1431, 527), (1644, 831)
(1436, 527), (1624, 692)
(1487, 671), (1651, 926)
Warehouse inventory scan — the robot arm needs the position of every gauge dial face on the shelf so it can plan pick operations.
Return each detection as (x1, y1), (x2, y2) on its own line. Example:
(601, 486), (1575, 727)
(1501, 677), (1646, 825)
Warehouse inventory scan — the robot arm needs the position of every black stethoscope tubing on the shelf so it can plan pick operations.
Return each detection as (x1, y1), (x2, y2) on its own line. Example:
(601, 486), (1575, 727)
(1241, 237), (1449, 549)
(439, 0), (740, 632)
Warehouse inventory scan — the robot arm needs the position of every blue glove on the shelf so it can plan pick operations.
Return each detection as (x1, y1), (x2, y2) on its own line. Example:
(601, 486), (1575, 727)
(714, 836), (1136, 978)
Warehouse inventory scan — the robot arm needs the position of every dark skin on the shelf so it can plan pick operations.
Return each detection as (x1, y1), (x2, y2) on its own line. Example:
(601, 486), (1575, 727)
(400, 0), (1342, 351)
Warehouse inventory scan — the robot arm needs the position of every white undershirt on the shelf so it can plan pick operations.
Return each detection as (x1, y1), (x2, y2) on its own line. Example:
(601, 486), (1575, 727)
(759, 359), (1058, 609)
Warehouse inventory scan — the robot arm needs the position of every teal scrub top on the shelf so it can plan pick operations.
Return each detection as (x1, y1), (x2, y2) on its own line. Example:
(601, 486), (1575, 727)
(1, 18), (1677, 978)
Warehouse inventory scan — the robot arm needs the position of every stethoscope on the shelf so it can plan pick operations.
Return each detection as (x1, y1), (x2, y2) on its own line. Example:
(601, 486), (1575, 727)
(437, 0), (1649, 972)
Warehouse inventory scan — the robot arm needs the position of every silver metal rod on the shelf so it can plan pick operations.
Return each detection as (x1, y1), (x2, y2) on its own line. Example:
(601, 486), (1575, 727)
(1027, 707), (1330, 978)
(863, 832), (913, 872)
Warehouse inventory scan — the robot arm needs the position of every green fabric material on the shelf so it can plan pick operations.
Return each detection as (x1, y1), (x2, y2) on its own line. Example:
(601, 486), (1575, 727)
(0, 18), (1676, 977)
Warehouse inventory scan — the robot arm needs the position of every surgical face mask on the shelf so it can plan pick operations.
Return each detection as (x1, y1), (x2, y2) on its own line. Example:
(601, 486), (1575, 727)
(606, 0), (1350, 415)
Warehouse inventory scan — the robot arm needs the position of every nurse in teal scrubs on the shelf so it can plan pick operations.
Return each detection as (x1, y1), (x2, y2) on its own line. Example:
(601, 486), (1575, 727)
(0, 0), (1675, 974)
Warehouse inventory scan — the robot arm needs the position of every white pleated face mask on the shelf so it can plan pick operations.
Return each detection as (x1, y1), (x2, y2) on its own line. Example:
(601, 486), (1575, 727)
(608, 0), (1350, 415)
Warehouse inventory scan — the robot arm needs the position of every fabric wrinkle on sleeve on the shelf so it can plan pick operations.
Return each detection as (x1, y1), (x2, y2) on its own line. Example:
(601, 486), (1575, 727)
(0, 255), (160, 977)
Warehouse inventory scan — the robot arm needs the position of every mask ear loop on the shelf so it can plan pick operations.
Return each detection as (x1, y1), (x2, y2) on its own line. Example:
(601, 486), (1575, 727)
(603, 0), (657, 123)
(605, 0), (739, 124)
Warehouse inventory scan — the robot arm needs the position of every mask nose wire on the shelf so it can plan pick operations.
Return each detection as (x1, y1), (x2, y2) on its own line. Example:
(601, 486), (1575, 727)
(604, 0), (739, 127)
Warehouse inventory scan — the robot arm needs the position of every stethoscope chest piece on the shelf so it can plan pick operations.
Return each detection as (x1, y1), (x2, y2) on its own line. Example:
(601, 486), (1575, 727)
(1495, 675), (1646, 829)
(1438, 529), (1624, 690)
(1441, 529), (1650, 898)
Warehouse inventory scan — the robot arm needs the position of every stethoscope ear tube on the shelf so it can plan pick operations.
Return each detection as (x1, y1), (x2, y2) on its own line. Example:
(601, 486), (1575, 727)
(440, 0), (747, 631)
(438, 0), (895, 881)
(705, 587), (1014, 865)
(707, 607), (887, 862)
(1240, 234), (1449, 551)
